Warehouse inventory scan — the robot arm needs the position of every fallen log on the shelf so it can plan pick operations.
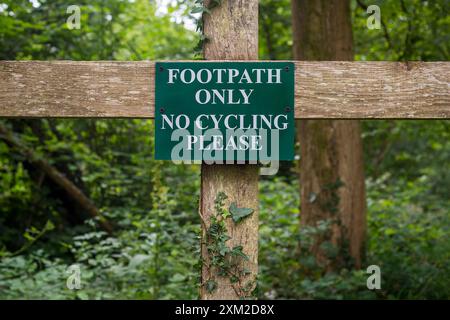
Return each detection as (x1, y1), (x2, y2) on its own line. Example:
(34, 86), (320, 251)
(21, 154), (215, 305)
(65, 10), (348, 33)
(0, 123), (113, 234)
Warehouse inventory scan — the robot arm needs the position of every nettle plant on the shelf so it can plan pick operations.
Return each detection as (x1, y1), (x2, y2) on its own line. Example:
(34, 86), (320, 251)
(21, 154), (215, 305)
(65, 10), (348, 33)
(203, 192), (256, 298)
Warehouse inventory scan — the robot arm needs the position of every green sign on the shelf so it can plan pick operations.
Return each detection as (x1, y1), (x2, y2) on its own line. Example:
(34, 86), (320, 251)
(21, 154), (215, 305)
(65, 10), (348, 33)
(155, 62), (295, 162)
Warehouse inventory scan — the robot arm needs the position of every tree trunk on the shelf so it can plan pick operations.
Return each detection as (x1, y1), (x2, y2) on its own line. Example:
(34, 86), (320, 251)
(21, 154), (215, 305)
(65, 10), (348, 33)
(292, 0), (366, 269)
(199, 0), (259, 299)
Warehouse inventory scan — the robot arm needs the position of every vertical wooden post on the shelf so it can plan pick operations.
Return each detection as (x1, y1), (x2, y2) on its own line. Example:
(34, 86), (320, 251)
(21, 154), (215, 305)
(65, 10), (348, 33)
(200, 0), (259, 300)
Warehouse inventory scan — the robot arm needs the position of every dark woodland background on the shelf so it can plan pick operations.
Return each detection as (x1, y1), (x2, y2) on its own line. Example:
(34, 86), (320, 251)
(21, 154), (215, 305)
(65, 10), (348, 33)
(0, 0), (449, 299)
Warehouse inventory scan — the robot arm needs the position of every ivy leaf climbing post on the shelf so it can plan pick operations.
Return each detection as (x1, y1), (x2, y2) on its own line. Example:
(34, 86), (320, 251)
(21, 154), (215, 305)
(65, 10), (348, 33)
(199, 0), (259, 299)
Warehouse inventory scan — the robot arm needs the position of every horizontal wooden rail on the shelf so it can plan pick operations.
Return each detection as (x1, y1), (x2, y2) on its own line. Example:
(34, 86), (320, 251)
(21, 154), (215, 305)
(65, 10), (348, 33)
(0, 61), (448, 119)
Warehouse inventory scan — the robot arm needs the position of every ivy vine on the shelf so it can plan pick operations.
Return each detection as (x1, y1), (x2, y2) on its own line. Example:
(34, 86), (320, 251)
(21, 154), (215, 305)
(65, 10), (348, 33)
(191, 0), (223, 57)
(202, 191), (256, 299)
(190, 1), (255, 298)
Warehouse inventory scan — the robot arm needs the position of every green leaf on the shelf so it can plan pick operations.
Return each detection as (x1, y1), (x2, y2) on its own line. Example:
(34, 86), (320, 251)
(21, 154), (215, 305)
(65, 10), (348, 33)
(44, 220), (55, 231)
(191, 6), (205, 14)
(76, 292), (89, 300)
(231, 245), (249, 260)
(205, 280), (217, 293)
(219, 243), (229, 256)
(128, 254), (149, 268)
(229, 202), (254, 223)
(171, 273), (186, 282)
(221, 210), (231, 219)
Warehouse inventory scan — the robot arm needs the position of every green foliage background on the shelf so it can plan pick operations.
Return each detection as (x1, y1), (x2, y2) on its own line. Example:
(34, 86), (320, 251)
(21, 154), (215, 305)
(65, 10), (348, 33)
(0, 0), (448, 299)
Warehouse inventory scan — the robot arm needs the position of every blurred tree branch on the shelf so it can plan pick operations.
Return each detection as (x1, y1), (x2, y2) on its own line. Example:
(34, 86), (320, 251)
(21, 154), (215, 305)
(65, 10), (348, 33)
(0, 123), (113, 234)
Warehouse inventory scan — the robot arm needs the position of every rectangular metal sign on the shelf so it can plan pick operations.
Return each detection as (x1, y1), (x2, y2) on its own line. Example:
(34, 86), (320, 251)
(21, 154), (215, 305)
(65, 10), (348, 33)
(155, 62), (295, 162)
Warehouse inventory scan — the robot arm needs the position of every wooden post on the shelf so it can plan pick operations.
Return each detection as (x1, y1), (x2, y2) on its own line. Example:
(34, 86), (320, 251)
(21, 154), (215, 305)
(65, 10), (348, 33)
(199, 0), (259, 300)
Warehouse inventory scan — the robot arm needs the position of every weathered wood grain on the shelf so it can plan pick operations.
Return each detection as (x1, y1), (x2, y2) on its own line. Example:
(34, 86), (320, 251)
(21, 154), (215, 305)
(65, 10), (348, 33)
(0, 61), (153, 118)
(296, 61), (450, 119)
(200, 0), (259, 300)
(0, 60), (448, 118)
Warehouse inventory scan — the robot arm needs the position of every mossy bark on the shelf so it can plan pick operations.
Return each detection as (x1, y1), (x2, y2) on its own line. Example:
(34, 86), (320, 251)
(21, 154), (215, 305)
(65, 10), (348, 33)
(292, 0), (366, 269)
